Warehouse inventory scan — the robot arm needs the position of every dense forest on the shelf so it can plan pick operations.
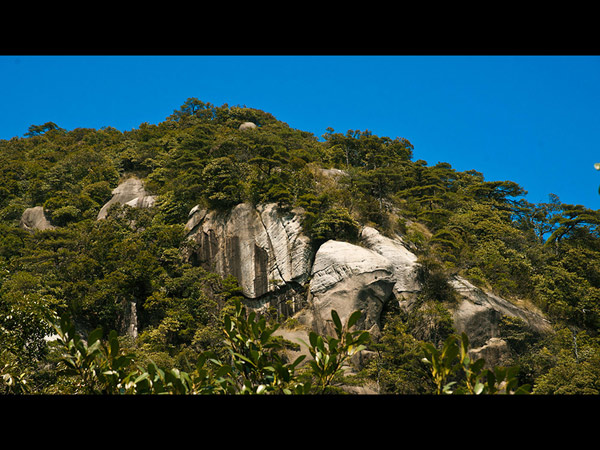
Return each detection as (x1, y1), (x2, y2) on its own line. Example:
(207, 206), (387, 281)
(2, 98), (600, 395)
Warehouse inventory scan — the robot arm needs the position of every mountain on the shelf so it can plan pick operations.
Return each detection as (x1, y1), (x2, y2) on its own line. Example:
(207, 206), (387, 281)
(2, 98), (600, 394)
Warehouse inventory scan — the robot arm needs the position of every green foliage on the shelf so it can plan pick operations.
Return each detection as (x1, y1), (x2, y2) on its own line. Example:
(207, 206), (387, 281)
(49, 314), (137, 394)
(421, 332), (531, 395)
(2, 98), (600, 394)
(198, 299), (310, 394)
(528, 327), (600, 394)
(46, 302), (372, 395)
(24, 122), (65, 137)
(310, 206), (360, 245)
(366, 313), (433, 394)
(305, 310), (370, 393)
(201, 157), (244, 209)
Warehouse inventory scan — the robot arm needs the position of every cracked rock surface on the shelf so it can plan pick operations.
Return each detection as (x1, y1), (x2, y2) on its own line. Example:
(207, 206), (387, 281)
(305, 239), (396, 338)
(184, 202), (313, 299)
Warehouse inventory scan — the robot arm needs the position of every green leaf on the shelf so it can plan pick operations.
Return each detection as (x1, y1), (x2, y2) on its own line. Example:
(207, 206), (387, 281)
(134, 372), (150, 384)
(471, 358), (486, 374)
(347, 310), (362, 329)
(215, 365), (232, 378)
(494, 366), (507, 382)
(474, 382), (485, 395)
(442, 381), (456, 394)
(514, 384), (531, 395)
(290, 355), (306, 368)
(355, 331), (370, 345)
(108, 330), (119, 357)
(309, 331), (318, 348)
(260, 329), (274, 345)
(331, 310), (342, 332)
(327, 337), (340, 351)
(88, 327), (103, 345)
(348, 344), (366, 356)
(442, 341), (459, 364)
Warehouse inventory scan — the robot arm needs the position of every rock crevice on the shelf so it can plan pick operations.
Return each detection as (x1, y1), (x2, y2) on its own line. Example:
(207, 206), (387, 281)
(184, 203), (313, 302)
(184, 202), (552, 368)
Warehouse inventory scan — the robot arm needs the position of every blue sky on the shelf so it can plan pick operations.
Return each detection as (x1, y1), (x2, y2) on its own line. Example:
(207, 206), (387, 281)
(1, 54), (599, 210)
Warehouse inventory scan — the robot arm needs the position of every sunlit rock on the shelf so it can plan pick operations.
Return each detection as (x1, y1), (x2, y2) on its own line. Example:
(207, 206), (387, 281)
(97, 177), (156, 220)
(20, 206), (55, 231)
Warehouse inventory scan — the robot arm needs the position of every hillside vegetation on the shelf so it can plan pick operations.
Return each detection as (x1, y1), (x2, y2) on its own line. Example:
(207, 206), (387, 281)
(2, 98), (600, 394)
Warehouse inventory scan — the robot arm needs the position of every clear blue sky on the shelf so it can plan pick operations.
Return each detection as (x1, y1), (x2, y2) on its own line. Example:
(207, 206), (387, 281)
(2, 54), (600, 210)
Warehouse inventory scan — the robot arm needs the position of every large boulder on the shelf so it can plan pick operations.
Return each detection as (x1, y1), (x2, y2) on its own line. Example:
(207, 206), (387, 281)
(239, 122), (257, 131)
(97, 177), (156, 220)
(358, 226), (551, 364)
(360, 227), (421, 309)
(302, 239), (396, 339)
(450, 275), (551, 345)
(20, 206), (54, 231)
(185, 202), (552, 370)
(184, 203), (313, 302)
(450, 275), (552, 366)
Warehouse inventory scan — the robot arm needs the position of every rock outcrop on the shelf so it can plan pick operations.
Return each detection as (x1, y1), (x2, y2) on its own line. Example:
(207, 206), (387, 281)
(303, 239), (396, 339)
(20, 206), (55, 231)
(184, 203), (313, 307)
(183, 201), (551, 370)
(360, 226), (421, 309)
(239, 122), (257, 131)
(97, 177), (156, 220)
(449, 275), (551, 366)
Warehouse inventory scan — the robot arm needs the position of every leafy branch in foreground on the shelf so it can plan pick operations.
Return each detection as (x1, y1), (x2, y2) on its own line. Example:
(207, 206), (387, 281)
(305, 310), (370, 393)
(421, 332), (531, 395)
(45, 301), (374, 394)
(199, 299), (310, 394)
(49, 314), (138, 394)
(46, 303), (527, 395)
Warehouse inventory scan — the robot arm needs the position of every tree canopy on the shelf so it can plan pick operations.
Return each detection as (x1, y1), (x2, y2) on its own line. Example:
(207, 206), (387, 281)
(2, 98), (600, 395)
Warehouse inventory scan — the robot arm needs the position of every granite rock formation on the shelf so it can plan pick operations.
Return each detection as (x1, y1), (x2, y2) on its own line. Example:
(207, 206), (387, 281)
(302, 239), (396, 339)
(359, 226), (421, 309)
(239, 121), (257, 131)
(97, 177), (156, 220)
(183, 202), (552, 368)
(19, 206), (55, 231)
(184, 203), (313, 312)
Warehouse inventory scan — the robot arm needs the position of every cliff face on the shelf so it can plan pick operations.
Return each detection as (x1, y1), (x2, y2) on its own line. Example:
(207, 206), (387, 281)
(305, 239), (396, 339)
(20, 180), (551, 365)
(183, 202), (551, 366)
(184, 203), (313, 315)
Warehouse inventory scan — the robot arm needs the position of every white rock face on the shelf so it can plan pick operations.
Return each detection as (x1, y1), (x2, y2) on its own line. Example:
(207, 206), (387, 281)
(97, 177), (156, 220)
(185, 202), (313, 299)
(310, 240), (395, 294)
(20, 206), (55, 231)
(239, 122), (257, 131)
(360, 227), (421, 307)
(306, 240), (396, 338)
(185, 204), (551, 363)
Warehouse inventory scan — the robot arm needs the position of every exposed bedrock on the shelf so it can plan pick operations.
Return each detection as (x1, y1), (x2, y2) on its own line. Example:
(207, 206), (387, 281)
(97, 176), (156, 220)
(184, 203), (313, 311)
(183, 202), (551, 369)
(359, 226), (421, 310)
(449, 275), (552, 366)
(20, 206), (55, 231)
(302, 239), (396, 340)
